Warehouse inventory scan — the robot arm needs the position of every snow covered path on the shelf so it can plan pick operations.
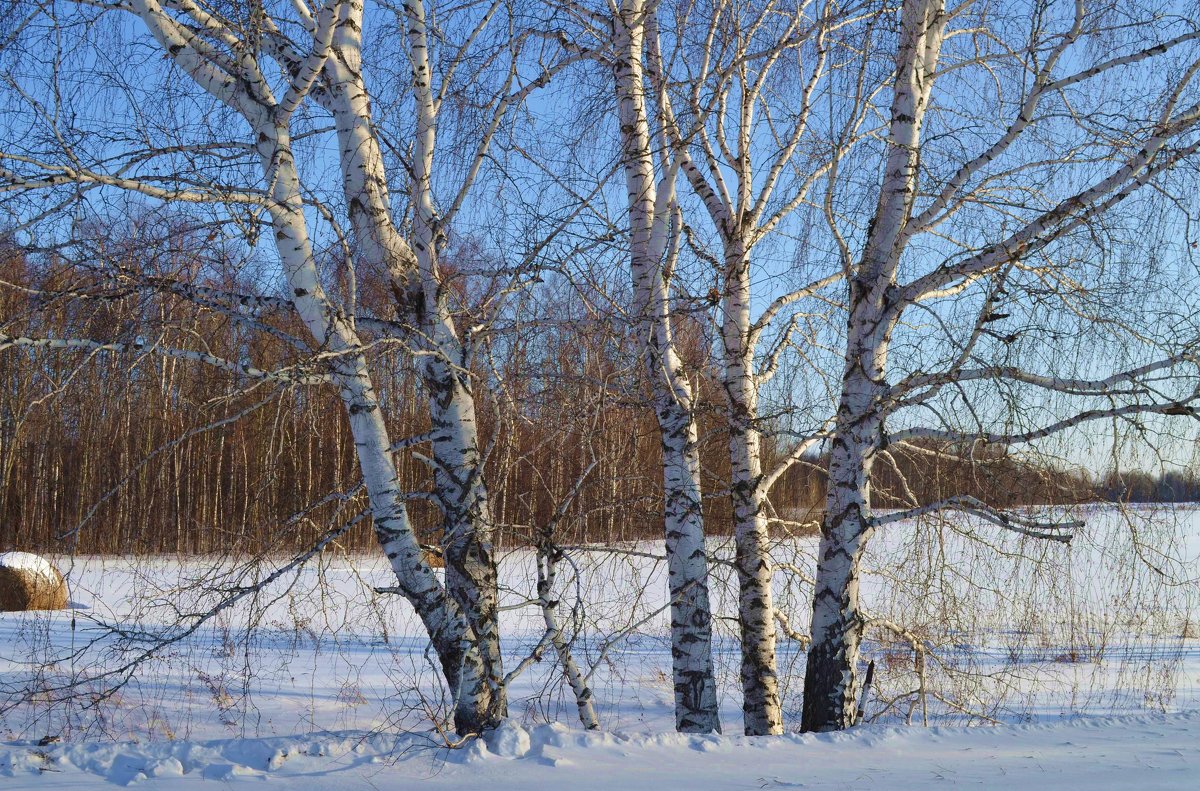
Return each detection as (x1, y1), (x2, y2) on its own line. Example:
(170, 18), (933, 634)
(3, 710), (1198, 789)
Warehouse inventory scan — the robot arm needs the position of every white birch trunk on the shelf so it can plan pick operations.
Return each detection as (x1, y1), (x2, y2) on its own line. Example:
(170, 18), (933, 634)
(425, 346), (506, 722)
(537, 546), (600, 730)
(127, 0), (504, 734)
(614, 0), (720, 734)
(320, 0), (507, 729)
(644, 6), (788, 731)
(404, 0), (506, 724)
(721, 239), (781, 735)
(252, 120), (498, 734)
(801, 0), (945, 732)
(800, 288), (888, 731)
(326, 1), (415, 277)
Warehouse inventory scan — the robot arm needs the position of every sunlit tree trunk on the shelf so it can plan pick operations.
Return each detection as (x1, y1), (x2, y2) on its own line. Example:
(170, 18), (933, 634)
(613, 0), (720, 734)
(122, 0), (505, 734)
(720, 238), (780, 735)
(320, 0), (507, 727)
(255, 118), (497, 734)
(801, 278), (891, 731)
(803, 0), (943, 731)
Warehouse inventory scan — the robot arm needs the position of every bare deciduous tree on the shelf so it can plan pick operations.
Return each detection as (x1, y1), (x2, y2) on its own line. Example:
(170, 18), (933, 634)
(609, 0), (721, 733)
(645, 0), (869, 734)
(803, 0), (1200, 732)
(0, 0), (578, 734)
(4, 0), (1200, 743)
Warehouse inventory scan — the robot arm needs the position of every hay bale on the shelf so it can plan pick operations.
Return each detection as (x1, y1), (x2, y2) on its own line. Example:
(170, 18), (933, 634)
(0, 552), (68, 611)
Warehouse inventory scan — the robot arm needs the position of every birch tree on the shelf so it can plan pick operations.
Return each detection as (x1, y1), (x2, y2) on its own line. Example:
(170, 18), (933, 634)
(0, 0), (573, 734)
(646, 0), (871, 734)
(608, 0), (720, 733)
(803, 0), (1200, 732)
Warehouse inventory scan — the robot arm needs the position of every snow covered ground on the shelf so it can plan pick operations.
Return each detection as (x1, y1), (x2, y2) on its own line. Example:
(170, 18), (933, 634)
(2, 504), (1199, 788)
(3, 710), (1199, 789)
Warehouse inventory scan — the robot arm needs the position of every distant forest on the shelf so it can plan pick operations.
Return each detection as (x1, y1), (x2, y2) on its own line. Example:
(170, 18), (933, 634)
(0, 241), (1191, 556)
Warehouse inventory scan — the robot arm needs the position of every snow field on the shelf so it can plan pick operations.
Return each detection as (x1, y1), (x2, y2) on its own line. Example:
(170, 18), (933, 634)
(0, 505), (1198, 787)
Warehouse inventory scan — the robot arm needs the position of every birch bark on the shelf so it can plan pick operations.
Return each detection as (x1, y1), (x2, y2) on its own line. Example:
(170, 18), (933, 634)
(123, 0), (504, 734)
(645, 1), (834, 733)
(320, 0), (507, 726)
(722, 238), (780, 735)
(802, 0), (1200, 731)
(802, 0), (944, 731)
(402, 0), (506, 724)
(537, 545), (600, 730)
(612, 0), (720, 734)
(257, 120), (499, 734)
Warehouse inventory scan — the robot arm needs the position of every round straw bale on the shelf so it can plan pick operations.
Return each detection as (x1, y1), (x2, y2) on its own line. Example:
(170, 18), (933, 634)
(0, 552), (69, 611)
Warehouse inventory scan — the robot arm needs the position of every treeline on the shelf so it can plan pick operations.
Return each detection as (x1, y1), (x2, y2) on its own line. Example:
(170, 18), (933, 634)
(0, 239), (1164, 555)
(1095, 470), (1200, 503)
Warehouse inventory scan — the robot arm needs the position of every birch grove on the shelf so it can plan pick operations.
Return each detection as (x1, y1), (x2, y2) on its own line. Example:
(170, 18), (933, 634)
(4, 0), (1200, 740)
(0, 0), (583, 734)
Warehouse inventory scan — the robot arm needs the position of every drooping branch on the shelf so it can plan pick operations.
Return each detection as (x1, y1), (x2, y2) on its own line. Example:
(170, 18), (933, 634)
(0, 333), (331, 384)
(869, 495), (1080, 543)
(890, 351), (1200, 404)
(890, 391), (1200, 448)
